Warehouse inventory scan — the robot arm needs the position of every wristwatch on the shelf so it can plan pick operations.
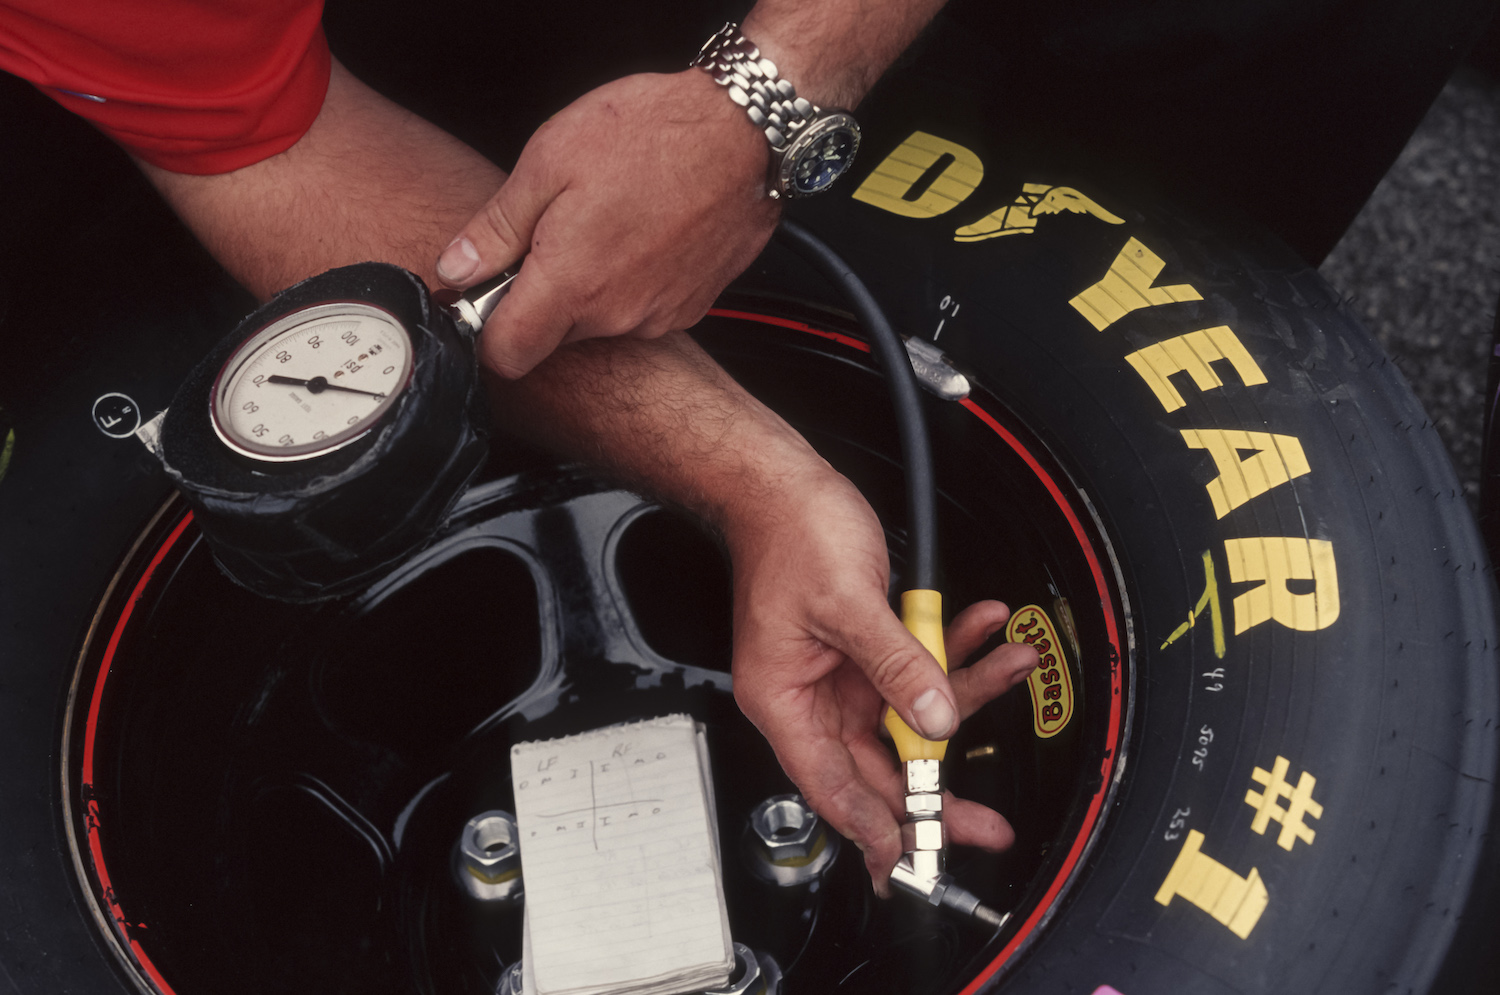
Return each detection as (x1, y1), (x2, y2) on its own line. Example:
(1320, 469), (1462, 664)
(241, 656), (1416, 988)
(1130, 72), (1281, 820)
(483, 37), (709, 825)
(691, 22), (861, 199)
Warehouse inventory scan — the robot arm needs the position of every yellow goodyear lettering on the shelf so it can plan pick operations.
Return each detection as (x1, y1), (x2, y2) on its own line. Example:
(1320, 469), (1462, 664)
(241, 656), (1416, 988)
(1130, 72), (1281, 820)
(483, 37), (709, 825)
(1069, 237), (1203, 332)
(1124, 325), (1269, 412)
(1006, 605), (1074, 738)
(851, 144), (1343, 653)
(1155, 829), (1268, 939)
(1180, 429), (1312, 519)
(1223, 537), (1340, 634)
(850, 131), (984, 218)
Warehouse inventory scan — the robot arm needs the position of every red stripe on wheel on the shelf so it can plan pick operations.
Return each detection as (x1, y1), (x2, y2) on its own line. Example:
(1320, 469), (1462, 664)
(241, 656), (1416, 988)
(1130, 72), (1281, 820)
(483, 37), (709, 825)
(85, 311), (1129, 994)
(82, 511), (194, 995)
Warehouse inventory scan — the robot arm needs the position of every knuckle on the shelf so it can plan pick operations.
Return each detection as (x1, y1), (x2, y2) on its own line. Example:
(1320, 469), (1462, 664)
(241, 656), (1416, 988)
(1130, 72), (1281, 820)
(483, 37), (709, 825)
(634, 316), (672, 340)
(478, 197), (524, 249)
(606, 312), (642, 338)
(669, 292), (715, 333)
(589, 302), (650, 339)
(865, 646), (925, 695)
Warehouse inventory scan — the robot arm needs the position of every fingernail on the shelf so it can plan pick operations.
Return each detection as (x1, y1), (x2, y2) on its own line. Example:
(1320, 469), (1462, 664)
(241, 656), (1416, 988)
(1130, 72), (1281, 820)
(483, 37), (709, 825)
(912, 688), (956, 740)
(437, 236), (480, 284)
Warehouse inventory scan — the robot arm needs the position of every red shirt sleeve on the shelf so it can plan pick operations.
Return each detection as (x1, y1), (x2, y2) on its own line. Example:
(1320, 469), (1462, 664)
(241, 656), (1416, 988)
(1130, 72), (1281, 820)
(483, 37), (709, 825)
(0, 0), (331, 174)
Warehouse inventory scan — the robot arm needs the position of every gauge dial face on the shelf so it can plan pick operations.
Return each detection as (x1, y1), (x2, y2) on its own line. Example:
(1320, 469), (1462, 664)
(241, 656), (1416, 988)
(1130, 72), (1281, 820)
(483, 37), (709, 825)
(211, 302), (414, 461)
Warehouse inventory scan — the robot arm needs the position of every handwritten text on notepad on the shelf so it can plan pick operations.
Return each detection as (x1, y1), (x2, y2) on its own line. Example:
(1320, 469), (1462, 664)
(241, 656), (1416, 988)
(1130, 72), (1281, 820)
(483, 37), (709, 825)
(517, 742), (677, 846)
(510, 716), (732, 995)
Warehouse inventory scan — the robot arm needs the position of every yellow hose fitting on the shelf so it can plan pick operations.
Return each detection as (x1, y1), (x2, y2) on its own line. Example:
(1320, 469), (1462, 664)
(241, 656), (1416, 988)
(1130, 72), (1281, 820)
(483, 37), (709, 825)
(885, 589), (949, 762)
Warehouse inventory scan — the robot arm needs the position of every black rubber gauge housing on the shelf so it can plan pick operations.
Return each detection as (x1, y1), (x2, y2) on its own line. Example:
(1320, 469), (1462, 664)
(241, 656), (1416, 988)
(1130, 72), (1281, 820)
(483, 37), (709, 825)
(156, 262), (490, 602)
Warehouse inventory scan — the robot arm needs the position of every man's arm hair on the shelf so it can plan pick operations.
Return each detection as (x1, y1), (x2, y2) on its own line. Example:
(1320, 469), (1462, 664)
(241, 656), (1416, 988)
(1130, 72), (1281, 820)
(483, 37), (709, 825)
(135, 51), (822, 535)
(133, 19), (1010, 880)
(741, 0), (949, 110)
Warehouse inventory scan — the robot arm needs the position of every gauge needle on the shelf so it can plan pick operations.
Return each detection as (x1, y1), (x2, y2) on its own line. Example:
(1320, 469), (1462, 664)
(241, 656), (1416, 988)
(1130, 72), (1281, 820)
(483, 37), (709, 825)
(266, 374), (385, 399)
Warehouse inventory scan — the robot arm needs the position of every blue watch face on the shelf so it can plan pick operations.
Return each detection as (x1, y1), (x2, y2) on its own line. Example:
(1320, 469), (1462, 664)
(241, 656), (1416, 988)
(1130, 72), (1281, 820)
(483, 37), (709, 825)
(792, 128), (858, 195)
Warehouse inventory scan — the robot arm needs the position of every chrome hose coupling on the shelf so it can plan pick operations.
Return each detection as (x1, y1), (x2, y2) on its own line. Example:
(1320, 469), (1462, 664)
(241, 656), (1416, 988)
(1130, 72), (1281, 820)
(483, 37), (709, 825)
(899, 758), (945, 880)
(888, 759), (1008, 929)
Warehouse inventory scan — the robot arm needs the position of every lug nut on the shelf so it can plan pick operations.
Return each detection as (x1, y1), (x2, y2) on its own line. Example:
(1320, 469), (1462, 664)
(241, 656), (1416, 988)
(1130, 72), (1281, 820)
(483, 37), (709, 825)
(743, 794), (838, 886)
(454, 810), (524, 903)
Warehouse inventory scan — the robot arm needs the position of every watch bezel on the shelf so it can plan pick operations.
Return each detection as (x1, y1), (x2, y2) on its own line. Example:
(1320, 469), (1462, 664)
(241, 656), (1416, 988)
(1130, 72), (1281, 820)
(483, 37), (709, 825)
(773, 112), (861, 198)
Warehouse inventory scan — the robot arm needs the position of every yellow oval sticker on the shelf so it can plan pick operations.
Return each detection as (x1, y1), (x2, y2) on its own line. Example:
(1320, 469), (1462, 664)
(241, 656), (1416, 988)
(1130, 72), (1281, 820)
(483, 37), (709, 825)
(1007, 605), (1075, 738)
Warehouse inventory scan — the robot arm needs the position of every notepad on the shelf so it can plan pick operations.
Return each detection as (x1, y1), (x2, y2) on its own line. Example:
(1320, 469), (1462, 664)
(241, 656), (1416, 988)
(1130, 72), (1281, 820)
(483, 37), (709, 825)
(510, 715), (733, 995)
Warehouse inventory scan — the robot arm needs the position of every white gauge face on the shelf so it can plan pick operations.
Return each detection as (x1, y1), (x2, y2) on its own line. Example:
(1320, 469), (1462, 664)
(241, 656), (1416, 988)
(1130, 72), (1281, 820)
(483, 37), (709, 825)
(211, 302), (414, 461)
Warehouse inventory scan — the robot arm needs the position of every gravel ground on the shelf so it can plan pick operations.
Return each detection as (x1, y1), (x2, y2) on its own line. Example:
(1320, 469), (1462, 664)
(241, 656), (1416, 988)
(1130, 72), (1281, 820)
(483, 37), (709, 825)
(1319, 65), (1500, 512)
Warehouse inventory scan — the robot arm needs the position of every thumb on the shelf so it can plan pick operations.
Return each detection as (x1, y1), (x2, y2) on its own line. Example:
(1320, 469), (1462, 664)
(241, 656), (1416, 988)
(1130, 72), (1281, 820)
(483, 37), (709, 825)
(838, 600), (958, 742)
(435, 170), (548, 289)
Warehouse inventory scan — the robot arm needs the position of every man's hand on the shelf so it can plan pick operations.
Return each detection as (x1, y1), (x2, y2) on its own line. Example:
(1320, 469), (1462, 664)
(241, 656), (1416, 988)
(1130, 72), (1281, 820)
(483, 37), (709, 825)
(487, 332), (1037, 893)
(723, 463), (1041, 893)
(435, 70), (780, 379)
(435, 0), (951, 379)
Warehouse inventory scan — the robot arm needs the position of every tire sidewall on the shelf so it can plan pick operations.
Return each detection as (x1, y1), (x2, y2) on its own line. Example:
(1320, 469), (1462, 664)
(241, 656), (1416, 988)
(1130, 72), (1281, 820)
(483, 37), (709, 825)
(749, 116), (1500, 994)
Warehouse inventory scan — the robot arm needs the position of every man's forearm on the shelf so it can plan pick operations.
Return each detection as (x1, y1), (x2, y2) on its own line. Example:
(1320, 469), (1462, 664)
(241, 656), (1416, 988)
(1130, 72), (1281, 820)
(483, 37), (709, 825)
(136, 56), (823, 529)
(482, 330), (830, 541)
(136, 59), (505, 300)
(742, 0), (949, 110)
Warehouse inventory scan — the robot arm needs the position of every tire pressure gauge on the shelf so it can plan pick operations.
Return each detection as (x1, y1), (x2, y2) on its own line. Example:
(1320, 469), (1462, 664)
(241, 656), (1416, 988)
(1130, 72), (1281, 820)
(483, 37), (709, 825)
(208, 301), (415, 462)
(151, 262), (513, 602)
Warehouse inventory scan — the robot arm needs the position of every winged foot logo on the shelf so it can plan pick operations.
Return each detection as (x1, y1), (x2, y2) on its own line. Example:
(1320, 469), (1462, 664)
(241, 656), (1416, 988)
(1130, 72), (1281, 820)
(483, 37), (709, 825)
(954, 183), (1124, 241)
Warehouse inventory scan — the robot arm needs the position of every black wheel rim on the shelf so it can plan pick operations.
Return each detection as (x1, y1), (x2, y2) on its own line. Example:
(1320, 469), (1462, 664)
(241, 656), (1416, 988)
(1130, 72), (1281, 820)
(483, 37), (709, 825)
(63, 305), (1133, 995)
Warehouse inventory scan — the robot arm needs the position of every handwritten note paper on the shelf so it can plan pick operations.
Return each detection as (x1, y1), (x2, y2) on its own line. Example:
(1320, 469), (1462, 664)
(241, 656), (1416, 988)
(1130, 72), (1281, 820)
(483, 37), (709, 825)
(511, 715), (732, 995)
